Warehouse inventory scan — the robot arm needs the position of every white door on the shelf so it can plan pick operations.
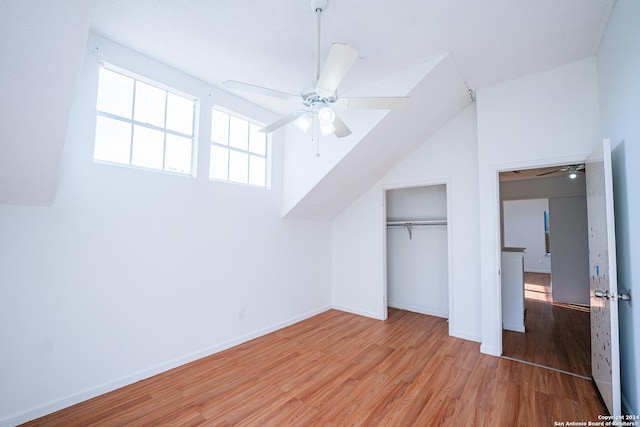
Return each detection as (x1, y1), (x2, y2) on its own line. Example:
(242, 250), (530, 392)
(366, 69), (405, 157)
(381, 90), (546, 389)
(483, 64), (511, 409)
(586, 138), (621, 416)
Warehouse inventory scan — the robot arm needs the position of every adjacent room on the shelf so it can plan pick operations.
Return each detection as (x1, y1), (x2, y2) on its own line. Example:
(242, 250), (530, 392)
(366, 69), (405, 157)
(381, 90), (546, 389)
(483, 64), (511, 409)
(1, 0), (638, 425)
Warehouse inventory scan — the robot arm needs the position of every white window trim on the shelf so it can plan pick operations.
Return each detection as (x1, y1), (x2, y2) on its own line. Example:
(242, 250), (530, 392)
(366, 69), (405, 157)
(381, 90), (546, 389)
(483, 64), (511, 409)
(210, 106), (272, 189)
(94, 62), (200, 177)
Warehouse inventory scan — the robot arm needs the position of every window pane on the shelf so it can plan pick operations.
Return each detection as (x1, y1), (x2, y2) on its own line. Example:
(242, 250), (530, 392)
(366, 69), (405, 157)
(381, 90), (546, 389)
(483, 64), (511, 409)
(248, 123), (266, 155)
(211, 109), (229, 145)
(229, 116), (248, 150)
(249, 155), (266, 187)
(210, 145), (229, 180)
(228, 150), (248, 183)
(94, 116), (131, 164)
(96, 68), (133, 118)
(166, 93), (194, 136)
(134, 81), (166, 128)
(132, 125), (164, 170)
(165, 134), (192, 174)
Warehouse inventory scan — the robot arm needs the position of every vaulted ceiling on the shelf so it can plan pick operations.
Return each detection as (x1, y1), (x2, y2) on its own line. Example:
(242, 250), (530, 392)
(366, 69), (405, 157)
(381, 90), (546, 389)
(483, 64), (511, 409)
(91, 0), (615, 113)
(0, 0), (616, 206)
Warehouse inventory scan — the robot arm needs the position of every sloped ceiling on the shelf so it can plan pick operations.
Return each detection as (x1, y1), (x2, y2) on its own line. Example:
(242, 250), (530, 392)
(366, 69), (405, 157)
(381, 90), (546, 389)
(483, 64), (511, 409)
(0, 0), (616, 207)
(0, 0), (93, 205)
(283, 54), (472, 220)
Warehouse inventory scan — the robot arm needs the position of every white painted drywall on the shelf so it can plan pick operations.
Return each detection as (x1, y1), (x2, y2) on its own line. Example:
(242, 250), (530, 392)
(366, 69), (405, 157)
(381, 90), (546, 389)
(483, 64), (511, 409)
(476, 57), (601, 355)
(548, 196), (590, 305)
(0, 0), (93, 205)
(332, 103), (481, 342)
(0, 34), (332, 426)
(596, 0), (640, 415)
(386, 185), (447, 222)
(386, 185), (448, 317)
(502, 199), (551, 273)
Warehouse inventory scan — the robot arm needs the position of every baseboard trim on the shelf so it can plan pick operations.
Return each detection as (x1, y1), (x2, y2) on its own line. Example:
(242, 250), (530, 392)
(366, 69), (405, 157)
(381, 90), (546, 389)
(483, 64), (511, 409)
(1, 305), (332, 427)
(503, 323), (526, 333)
(332, 305), (385, 320)
(450, 329), (482, 343)
(387, 302), (448, 319)
(480, 343), (501, 357)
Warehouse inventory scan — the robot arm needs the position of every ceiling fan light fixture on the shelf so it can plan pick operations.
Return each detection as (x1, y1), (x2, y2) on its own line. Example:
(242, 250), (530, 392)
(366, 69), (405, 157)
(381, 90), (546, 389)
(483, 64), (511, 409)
(318, 107), (336, 135)
(318, 107), (335, 125)
(294, 112), (313, 133)
(568, 165), (578, 179)
(320, 122), (336, 136)
(223, 0), (410, 144)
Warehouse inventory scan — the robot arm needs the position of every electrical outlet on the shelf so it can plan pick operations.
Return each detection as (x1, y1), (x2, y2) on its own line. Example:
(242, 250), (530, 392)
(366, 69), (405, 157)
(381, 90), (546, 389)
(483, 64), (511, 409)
(239, 307), (246, 320)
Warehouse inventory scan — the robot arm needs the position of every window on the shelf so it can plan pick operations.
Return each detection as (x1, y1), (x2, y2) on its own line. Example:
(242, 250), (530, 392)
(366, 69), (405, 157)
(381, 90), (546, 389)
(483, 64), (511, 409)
(94, 63), (198, 175)
(544, 210), (551, 254)
(210, 108), (269, 188)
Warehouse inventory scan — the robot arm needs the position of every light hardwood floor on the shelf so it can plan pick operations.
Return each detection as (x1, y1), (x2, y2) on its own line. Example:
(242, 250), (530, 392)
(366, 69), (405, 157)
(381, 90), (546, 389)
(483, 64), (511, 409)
(23, 308), (606, 426)
(502, 272), (592, 377)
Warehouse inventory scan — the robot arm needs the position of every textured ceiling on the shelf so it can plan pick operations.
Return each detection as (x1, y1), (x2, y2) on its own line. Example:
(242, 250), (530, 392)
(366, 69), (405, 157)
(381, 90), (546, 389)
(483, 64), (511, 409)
(91, 0), (616, 114)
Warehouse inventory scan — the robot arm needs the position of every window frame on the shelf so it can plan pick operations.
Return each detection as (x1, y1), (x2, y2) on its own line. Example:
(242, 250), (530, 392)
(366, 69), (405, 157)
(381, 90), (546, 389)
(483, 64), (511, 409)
(209, 106), (271, 189)
(93, 61), (200, 177)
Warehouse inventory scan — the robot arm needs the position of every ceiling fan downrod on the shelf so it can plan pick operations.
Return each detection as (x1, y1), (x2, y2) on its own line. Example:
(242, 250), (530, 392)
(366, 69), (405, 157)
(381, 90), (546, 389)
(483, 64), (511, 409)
(310, 0), (328, 81)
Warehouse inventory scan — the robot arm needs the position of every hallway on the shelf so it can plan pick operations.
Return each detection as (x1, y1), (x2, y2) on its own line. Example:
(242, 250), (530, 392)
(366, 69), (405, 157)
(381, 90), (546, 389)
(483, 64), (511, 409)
(502, 272), (591, 377)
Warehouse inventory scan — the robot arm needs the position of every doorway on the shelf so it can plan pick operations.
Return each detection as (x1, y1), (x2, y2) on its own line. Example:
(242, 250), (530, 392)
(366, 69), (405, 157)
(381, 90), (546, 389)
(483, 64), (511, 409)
(499, 164), (591, 377)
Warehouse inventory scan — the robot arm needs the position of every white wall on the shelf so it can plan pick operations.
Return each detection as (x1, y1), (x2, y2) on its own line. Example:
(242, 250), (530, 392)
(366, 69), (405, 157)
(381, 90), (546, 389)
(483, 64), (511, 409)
(476, 57), (601, 355)
(0, 0), (92, 205)
(386, 185), (447, 221)
(548, 196), (590, 305)
(332, 103), (481, 342)
(502, 199), (551, 273)
(596, 0), (640, 415)
(0, 34), (332, 426)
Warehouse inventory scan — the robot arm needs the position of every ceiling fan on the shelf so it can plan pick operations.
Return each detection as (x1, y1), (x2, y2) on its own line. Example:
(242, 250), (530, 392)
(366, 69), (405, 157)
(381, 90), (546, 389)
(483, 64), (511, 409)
(536, 164), (585, 179)
(223, 0), (411, 139)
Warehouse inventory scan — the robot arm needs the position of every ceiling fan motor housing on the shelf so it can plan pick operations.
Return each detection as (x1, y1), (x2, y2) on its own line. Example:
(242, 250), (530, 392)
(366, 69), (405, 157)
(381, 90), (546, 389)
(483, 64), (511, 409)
(300, 88), (337, 111)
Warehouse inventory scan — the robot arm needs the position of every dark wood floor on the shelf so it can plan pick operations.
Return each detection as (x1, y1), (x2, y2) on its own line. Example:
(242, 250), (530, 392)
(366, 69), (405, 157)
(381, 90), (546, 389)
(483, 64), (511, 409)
(24, 308), (605, 426)
(502, 272), (592, 377)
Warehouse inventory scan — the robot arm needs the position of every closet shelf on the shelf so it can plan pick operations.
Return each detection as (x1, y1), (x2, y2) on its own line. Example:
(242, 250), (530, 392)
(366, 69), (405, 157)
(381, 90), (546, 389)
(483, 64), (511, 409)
(386, 220), (447, 226)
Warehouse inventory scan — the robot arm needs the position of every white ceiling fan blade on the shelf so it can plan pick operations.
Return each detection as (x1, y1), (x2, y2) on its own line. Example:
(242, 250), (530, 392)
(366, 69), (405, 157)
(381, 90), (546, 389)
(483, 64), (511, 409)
(341, 97), (412, 110)
(333, 112), (352, 138)
(259, 111), (304, 133)
(316, 43), (359, 94)
(223, 80), (299, 101)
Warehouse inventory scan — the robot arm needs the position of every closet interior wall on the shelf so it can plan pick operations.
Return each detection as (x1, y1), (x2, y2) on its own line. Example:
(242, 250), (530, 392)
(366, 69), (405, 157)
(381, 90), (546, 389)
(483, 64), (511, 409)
(386, 185), (449, 318)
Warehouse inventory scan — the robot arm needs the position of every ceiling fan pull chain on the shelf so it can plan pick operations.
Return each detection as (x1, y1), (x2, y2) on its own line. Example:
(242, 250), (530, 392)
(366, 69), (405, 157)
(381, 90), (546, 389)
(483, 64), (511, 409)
(313, 115), (321, 156)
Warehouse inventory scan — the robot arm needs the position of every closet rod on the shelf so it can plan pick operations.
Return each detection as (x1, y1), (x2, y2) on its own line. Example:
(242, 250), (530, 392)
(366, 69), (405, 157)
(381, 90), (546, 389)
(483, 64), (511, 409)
(386, 220), (447, 226)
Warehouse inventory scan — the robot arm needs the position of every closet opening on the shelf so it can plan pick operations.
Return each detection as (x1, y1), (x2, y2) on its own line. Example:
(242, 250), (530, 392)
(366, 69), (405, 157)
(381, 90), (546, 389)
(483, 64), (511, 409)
(384, 184), (450, 320)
